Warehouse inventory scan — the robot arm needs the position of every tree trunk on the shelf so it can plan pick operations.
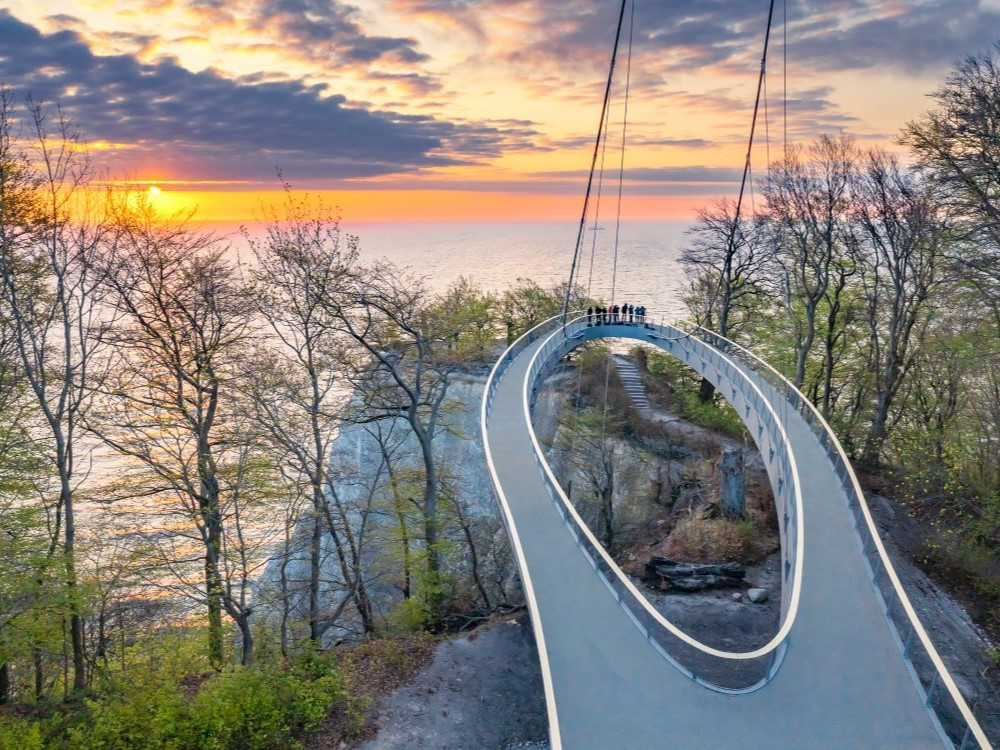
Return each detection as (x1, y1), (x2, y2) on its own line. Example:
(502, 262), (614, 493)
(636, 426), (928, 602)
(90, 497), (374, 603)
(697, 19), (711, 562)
(238, 616), (253, 666)
(456, 503), (491, 610)
(205, 553), (224, 669)
(309, 507), (322, 642)
(61, 480), (86, 694)
(0, 661), (10, 705)
(418, 433), (442, 625)
(600, 485), (615, 553)
(720, 448), (746, 519)
(279, 529), (291, 659)
(697, 377), (716, 403)
(34, 646), (43, 701)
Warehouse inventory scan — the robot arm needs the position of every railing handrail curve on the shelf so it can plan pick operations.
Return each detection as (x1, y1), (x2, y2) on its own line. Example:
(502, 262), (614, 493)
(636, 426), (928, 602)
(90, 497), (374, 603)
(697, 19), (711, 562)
(518, 315), (805, 662)
(480, 310), (581, 750)
(680, 321), (990, 750)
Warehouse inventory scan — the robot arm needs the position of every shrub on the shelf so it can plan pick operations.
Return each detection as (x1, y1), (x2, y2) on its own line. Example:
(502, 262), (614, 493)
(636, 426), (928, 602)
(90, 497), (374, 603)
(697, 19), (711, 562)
(0, 715), (46, 750)
(5, 649), (354, 750)
(663, 516), (777, 565)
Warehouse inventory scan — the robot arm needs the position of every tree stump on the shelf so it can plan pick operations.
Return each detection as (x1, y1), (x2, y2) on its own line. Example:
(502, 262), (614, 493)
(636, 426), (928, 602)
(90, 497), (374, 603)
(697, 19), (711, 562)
(720, 447), (745, 519)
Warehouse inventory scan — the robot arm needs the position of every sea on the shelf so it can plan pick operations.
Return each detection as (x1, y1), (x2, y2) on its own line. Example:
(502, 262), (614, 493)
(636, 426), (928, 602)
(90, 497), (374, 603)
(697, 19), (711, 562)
(220, 220), (694, 323)
(82, 219), (696, 590)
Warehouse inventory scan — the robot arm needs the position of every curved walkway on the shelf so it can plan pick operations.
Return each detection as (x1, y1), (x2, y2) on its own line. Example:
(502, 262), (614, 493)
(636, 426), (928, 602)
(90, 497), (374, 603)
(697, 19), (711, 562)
(482, 317), (974, 749)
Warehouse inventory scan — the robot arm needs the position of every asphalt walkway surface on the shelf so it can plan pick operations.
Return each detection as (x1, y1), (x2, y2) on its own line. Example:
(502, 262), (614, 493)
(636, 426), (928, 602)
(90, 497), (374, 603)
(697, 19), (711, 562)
(484, 321), (943, 749)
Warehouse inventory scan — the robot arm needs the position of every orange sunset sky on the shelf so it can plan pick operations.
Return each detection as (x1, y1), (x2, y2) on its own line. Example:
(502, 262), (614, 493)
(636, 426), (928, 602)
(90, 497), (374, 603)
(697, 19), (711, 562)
(3, 0), (1000, 222)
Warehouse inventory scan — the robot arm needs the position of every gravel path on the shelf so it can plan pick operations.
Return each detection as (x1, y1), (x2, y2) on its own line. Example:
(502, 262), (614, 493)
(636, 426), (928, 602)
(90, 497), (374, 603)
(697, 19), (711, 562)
(354, 615), (548, 750)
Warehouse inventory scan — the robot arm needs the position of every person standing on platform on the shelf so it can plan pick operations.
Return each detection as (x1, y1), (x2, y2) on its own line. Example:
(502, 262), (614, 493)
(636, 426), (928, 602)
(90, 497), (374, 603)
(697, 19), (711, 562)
(628, 304), (634, 324)
(587, 306), (593, 326)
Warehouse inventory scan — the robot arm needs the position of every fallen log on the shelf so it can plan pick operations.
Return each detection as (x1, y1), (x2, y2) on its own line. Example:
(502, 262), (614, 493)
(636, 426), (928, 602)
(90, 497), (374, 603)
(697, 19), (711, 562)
(642, 556), (746, 592)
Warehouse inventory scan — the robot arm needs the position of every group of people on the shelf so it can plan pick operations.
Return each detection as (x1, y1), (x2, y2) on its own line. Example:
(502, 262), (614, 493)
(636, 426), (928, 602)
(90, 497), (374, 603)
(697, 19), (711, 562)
(586, 303), (649, 327)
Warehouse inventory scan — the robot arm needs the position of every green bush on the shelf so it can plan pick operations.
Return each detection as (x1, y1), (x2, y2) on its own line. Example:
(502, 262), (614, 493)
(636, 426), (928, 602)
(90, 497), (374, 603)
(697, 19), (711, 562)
(0, 715), (47, 750)
(4, 650), (352, 750)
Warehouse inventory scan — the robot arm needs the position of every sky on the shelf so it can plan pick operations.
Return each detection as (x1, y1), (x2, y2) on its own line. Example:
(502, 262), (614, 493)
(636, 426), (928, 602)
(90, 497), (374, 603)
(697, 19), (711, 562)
(1, 0), (999, 221)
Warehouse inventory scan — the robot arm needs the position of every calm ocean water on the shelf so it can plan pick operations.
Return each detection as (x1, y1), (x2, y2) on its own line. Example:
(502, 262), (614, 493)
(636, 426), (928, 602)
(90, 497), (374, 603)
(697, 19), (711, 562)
(222, 220), (693, 322)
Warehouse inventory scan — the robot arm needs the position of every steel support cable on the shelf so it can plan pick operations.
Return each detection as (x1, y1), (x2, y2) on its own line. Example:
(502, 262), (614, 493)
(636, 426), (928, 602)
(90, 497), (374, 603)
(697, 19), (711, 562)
(783, 0), (788, 159)
(584, 101), (613, 304)
(600, 0), (634, 442)
(561, 0), (629, 324)
(567, 86), (616, 492)
(724, 0), (778, 268)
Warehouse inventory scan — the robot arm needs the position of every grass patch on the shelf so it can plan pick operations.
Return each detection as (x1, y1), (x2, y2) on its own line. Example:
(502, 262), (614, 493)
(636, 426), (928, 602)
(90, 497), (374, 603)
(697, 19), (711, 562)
(636, 347), (748, 439)
(662, 516), (778, 565)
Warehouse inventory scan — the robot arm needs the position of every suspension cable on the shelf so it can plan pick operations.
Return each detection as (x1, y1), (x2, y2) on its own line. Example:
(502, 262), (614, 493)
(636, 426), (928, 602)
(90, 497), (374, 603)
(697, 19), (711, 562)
(567, 74), (616, 494)
(723, 0), (778, 260)
(783, 0), (788, 159)
(601, 0), (635, 439)
(562, 0), (629, 324)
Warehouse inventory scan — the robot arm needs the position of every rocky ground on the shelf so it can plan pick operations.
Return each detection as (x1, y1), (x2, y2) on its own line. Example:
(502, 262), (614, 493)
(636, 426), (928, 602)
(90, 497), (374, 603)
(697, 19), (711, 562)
(354, 353), (999, 747)
(869, 493), (1000, 738)
(352, 614), (548, 750)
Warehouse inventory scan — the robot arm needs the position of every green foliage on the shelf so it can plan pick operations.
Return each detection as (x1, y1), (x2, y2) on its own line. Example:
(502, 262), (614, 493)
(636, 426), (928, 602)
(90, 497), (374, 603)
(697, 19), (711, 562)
(643, 349), (746, 438)
(500, 278), (563, 342)
(0, 714), (48, 750)
(385, 597), (431, 633)
(1, 648), (357, 750)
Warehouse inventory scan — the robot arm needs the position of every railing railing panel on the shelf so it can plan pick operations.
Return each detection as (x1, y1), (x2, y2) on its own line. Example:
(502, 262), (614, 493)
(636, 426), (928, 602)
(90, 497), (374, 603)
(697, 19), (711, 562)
(484, 314), (805, 692)
(682, 322), (992, 749)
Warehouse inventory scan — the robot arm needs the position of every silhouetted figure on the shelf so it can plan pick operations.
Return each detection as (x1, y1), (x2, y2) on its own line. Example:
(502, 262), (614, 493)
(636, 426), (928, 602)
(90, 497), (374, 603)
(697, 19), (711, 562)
(628, 304), (634, 324)
(612, 304), (620, 323)
(587, 306), (593, 326)
(601, 306), (608, 324)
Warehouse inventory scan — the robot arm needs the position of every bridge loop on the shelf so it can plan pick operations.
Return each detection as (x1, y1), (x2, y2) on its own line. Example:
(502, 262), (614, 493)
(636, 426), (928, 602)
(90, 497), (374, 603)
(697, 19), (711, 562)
(482, 312), (991, 748)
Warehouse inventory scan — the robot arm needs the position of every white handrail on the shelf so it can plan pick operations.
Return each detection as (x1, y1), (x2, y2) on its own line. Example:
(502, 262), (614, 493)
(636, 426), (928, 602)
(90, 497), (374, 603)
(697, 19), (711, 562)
(520, 315), (805, 661)
(681, 321), (991, 750)
(480, 311), (576, 750)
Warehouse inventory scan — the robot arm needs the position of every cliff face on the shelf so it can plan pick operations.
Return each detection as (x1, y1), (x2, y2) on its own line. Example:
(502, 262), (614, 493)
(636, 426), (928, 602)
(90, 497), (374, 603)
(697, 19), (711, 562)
(259, 371), (571, 640)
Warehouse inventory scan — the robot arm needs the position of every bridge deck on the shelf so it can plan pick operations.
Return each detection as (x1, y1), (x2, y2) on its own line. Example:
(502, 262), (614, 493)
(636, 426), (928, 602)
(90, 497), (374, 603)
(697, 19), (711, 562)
(485, 323), (943, 749)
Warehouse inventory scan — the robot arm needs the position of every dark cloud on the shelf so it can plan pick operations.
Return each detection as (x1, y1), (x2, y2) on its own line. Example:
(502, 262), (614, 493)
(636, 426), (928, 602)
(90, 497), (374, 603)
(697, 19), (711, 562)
(0, 11), (507, 181)
(440, 0), (1000, 83)
(789, 0), (1000, 74)
(247, 0), (429, 66)
(538, 166), (742, 183)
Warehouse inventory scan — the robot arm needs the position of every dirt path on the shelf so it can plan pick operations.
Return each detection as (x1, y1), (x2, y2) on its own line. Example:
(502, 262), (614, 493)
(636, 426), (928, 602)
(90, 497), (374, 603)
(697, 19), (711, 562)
(353, 615), (548, 750)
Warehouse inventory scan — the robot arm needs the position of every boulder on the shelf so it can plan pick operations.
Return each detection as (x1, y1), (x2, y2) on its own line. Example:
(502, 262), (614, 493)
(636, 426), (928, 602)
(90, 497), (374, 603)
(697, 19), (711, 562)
(747, 588), (769, 603)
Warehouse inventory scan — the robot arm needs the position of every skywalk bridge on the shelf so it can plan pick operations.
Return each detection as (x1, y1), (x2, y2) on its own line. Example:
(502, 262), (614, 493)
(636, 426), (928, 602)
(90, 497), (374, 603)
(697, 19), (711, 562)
(480, 313), (992, 749)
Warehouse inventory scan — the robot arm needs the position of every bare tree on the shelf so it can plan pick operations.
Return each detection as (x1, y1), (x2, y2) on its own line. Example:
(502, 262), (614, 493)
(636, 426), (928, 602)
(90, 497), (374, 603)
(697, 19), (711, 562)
(681, 198), (770, 401)
(903, 44), (1000, 337)
(762, 135), (859, 388)
(851, 149), (946, 465)
(559, 406), (624, 553)
(94, 202), (260, 666)
(0, 91), (111, 693)
(328, 261), (468, 626)
(242, 188), (361, 642)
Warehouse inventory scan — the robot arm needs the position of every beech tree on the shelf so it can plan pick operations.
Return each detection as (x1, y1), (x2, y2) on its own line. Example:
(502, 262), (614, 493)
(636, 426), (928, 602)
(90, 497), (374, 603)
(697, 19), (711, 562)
(94, 202), (261, 666)
(851, 150), (946, 465)
(329, 262), (472, 626)
(0, 90), (111, 693)
(242, 189), (365, 641)
(762, 135), (858, 389)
